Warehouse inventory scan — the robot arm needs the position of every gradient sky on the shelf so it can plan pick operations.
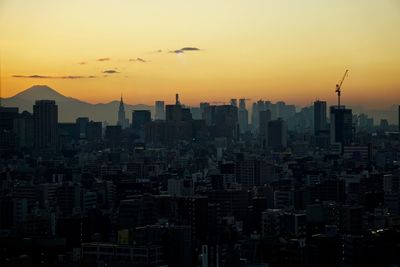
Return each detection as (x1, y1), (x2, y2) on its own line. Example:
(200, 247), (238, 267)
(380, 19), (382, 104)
(1, 0), (399, 107)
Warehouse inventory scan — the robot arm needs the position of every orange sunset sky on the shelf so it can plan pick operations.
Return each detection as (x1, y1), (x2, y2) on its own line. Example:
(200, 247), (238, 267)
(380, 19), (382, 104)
(0, 0), (399, 107)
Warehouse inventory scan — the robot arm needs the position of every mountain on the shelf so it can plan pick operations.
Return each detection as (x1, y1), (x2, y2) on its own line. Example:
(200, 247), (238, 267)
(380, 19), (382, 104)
(1, 85), (154, 123)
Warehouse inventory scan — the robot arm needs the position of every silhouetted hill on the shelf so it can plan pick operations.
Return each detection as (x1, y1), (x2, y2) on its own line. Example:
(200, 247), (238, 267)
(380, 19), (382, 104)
(1, 85), (154, 123)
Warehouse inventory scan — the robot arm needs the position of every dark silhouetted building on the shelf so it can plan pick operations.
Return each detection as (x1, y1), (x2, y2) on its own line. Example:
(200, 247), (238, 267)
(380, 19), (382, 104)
(155, 101), (165, 120)
(314, 100), (327, 134)
(33, 100), (58, 150)
(330, 106), (353, 145)
(268, 118), (287, 150)
(132, 110), (151, 129)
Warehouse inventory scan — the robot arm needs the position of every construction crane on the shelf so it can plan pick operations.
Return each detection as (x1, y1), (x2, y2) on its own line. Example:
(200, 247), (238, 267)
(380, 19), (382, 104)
(335, 69), (349, 108)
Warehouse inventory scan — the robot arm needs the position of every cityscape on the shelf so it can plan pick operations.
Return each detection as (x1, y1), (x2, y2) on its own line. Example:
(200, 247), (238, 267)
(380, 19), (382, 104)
(1, 85), (400, 266)
(1, 1), (400, 267)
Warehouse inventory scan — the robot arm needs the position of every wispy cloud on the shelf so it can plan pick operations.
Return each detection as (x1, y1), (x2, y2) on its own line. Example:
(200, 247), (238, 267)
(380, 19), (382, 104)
(78, 62), (86, 65)
(12, 75), (96, 79)
(102, 70), (119, 74)
(171, 47), (201, 54)
(97, 57), (110, 61)
(129, 58), (148, 63)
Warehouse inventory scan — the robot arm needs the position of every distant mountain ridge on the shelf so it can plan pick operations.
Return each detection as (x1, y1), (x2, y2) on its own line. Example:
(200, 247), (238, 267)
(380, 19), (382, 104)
(1, 85), (154, 124)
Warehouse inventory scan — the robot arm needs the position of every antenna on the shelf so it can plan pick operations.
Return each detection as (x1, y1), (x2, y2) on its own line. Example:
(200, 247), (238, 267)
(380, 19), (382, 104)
(335, 69), (349, 108)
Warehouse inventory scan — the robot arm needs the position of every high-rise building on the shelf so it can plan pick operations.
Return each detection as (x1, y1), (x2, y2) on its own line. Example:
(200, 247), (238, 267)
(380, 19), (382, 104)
(214, 105), (238, 138)
(238, 99), (248, 133)
(117, 96), (129, 129)
(314, 100), (327, 135)
(86, 121), (102, 140)
(330, 106), (353, 145)
(239, 98), (246, 110)
(230, 98), (238, 107)
(166, 94), (192, 122)
(76, 117), (89, 138)
(33, 100), (58, 150)
(398, 105), (400, 132)
(132, 110), (151, 129)
(155, 101), (165, 120)
(0, 107), (19, 131)
(238, 109), (248, 134)
(259, 110), (271, 148)
(268, 118), (287, 150)
(13, 111), (34, 149)
(0, 107), (19, 150)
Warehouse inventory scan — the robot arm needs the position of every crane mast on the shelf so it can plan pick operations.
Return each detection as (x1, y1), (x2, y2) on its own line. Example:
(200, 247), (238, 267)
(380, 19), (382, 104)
(335, 69), (348, 108)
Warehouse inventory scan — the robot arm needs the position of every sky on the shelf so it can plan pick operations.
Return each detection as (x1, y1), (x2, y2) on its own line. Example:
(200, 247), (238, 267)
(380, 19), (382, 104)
(0, 0), (399, 107)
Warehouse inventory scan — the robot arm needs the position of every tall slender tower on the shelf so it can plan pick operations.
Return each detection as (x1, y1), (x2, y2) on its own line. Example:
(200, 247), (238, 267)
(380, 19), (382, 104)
(117, 95), (126, 128)
(33, 100), (58, 150)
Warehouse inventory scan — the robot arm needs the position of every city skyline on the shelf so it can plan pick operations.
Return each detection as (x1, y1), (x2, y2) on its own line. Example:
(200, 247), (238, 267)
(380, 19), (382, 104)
(1, 0), (400, 107)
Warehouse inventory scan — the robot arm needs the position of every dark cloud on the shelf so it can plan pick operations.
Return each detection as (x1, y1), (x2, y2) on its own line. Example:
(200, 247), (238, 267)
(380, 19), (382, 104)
(102, 70), (119, 74)
(181, 47), (201, 51)
(171, 47), (201, 54)
(129, 58), (148, 63)
(97, 58), (110, 61)
(12, 75), (96, 79)
(78, 62), (86, 65)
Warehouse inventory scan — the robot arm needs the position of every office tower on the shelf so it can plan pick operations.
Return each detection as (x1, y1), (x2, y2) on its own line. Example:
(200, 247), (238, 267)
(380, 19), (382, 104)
(259, 110), (271, 148)
(181, 108), (192, 121)
(314, 100), (327, 135)
(259, 110), (271, 133)
(202, 104), (216, 126)
(268, 118), (287, 150)
(155, 101), (165, 120)
(165, 93), (191, 122)
(76, 117), (89, 138)
(58, 122), (79, 144)
(0, 107), (19, 131)
(398, 105), (400, 132)
(214, 105), (238, 138)
(105, 125), (122, 147)
(117, 96), (128, 129)
(230, 98), (238, 107)
(380, 119), (389, 131)
(86, 121), (102, 140)
(252, 100), (266, 131)
(33, 100), (58, 150)
(238, 109), (249, 134)
(239, 98), (246, 110)
(285, 105), (296, 119)
(190, 107), (202, 120)
(0, 107), (19, 150)
(13, 111), (34, 149)
(276, 101), (286, 119)
(330, 106), (353, 145)
(132, 110), (151, 129)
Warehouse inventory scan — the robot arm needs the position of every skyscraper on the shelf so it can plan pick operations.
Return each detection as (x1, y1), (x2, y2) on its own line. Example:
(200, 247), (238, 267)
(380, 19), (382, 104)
(230, 99), (238, 107)
(268, 118), (287, 151)
(330, 106), (353, 145)
(314, 100), (327, 135)
(132, 110), (151, 129)
(239, 99), (246, 110)
(259, 110), (271, 148)
(155, 101), (165, 120)
(33, 100), (58, 150)
(117, 96), (128, 129)
(238, 99), (249, 134)
(166, 94), (183, 122)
